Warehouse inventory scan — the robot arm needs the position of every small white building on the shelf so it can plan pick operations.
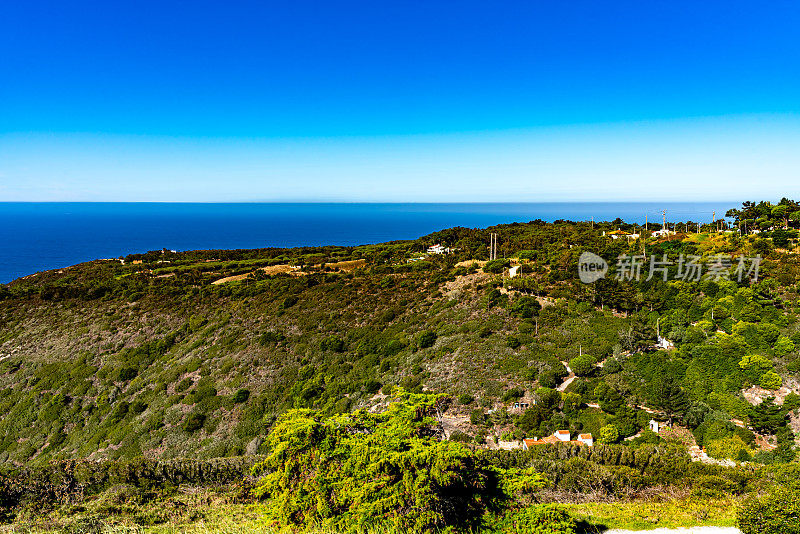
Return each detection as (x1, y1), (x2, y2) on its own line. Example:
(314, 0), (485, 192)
(523, 430), (594, 448)
(427, 244), (450, 254)
(656, 336), (674, 350)
(604, 229), (640, 240)
(649, 419), (664, 433)
(652, 228), (675, 238)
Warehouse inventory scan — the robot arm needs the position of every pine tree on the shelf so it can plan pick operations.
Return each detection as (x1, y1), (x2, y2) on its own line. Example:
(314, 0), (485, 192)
(650, 378), (688, 424)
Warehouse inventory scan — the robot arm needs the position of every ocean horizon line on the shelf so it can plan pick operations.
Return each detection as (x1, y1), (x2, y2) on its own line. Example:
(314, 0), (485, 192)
(1, 199), (745, 204)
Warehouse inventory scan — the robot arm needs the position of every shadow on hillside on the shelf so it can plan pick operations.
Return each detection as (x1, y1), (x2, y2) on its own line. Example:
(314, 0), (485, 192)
(576, 519), (610, 533)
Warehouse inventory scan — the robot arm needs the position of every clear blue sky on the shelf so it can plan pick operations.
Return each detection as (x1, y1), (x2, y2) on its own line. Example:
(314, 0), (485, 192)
(1, 1), (799, 201)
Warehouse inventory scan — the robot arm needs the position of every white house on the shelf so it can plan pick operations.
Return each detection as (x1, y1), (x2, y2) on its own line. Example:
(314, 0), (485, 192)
(555, 429), (571, 442)
(652, 228), (675, 238)
(427, 244), (450, 254)
(656, 336), (674, 350)
(523, 430), (594, 448)
(604, 229), (639, 240)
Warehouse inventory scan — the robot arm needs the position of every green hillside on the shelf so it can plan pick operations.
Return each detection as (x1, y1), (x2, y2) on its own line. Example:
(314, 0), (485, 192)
(4, 199), (800, 531)
(1, 199), (800, 468)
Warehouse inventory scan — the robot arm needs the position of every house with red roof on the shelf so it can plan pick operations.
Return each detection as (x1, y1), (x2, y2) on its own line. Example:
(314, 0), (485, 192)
(522, 430), (594, 449)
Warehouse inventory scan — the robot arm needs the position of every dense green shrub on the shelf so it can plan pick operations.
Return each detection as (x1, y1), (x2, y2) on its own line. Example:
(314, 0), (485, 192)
(363, 379), (382, 394)
(497, 505), (576, 534)
(458, 394), (475, 405)
(252, 392), (502, 531)
(738, 487), (800, 534)
(569, 355), (595, 377)
(130, 400), (148, 414)
(417, 330), (437, 348)
(175, 378), (193, 393)
(116, 367), (138, 382)
(183, 412), (206, 432)
(502, 388), (525, 402)
(280, 295), (298, 309)
(232, 389), (250, 404)
(509, 296), (541, 318)
(484, 259), (511, 274)
(449, 430), (473, 443)
(320, 335), (345, 353)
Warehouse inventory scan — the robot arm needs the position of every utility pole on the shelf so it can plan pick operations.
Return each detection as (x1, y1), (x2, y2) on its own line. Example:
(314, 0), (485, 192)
(591, 216), (594, 229)
(645, 214), (648, 232)
(712, 211), (716, 233)
(641, 227), (646, 260)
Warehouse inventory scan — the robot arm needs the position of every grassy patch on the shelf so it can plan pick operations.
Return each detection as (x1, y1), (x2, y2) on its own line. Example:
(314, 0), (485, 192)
(565, 496), (738, 530)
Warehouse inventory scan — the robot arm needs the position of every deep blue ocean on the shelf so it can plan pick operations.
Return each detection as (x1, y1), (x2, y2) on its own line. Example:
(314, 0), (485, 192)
(0, 202), (736, 283)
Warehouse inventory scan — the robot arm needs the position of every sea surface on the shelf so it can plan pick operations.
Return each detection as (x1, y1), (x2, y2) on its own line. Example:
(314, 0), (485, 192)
(0, 202), (736, 283)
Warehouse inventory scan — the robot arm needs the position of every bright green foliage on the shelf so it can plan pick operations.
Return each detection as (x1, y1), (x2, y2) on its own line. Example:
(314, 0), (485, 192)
(492, 467), (569, 532)
(497, 504), (576, 534)
(739, 353), (773, 373)
(252, 391), (504, 531)
(760, 370), (782, 390)
(738, 487), (800, 534)
(739, 353), (777, 387)
(774, 335), (795, 356)
(598, 424), (619, 444)
(705, 435), (752, 461)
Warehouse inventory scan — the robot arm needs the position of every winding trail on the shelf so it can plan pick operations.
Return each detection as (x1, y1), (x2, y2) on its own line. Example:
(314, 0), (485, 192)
(557, 373), (576, 392)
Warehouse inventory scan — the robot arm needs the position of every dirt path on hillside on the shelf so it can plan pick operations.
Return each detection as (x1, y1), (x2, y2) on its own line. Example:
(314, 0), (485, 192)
(212, 259), (367, 285)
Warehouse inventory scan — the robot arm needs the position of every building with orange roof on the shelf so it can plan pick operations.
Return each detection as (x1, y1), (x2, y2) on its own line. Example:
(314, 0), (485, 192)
(522, 430), (594, 450)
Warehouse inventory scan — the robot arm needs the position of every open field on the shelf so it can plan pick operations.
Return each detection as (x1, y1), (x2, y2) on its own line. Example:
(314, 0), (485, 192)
(0, 498), (740, 534)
